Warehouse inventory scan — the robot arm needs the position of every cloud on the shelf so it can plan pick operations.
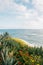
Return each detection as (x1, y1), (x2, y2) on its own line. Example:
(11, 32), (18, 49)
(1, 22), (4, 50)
(14, 0), (29, 3)
(32, 0), (43, 14)
(0, 0), (43, 29)
(0, 0), (27, 13)
(22, 0), (29, 3)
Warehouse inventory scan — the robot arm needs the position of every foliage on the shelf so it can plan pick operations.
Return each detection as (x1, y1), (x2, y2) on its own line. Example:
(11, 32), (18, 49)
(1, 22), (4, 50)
(0, 32), (43, 65)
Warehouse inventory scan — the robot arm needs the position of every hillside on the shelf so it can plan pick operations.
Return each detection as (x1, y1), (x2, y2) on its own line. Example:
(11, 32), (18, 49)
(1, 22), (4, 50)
(0, 32), (43, 65)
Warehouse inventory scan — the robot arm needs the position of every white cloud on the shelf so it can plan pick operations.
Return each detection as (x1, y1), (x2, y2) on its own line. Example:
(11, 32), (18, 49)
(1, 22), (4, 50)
(23, 21), (39, 29)
(0, 0), (43, 29)
(23, 0), (29, 3)
(32, 0), (43, 13)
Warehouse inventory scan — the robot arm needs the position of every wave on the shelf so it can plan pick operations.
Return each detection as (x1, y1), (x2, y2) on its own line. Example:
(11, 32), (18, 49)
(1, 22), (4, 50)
(26, 34), (37, 36)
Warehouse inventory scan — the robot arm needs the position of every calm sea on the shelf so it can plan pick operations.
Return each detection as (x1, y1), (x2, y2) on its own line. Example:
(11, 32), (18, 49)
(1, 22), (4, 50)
(0, 29), (43, 47)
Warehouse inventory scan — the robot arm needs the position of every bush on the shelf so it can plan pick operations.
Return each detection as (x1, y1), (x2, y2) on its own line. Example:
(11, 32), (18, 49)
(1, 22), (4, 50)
(0, 32), (43, 65)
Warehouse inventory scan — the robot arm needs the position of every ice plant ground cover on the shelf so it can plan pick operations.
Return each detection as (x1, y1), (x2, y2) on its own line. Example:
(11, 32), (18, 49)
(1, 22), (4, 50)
(0, 32), (43, 65)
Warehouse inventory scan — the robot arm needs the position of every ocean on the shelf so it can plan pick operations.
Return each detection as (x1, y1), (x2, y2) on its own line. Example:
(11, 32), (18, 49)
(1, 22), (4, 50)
(0, 29), (43, 47)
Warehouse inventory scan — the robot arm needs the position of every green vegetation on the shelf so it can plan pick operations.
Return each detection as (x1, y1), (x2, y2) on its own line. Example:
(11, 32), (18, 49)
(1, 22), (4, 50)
(0, 32), (43, 65)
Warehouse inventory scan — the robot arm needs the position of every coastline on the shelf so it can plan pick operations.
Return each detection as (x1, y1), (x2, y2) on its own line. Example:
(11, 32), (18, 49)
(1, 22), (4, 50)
(13, 38), (34, 47)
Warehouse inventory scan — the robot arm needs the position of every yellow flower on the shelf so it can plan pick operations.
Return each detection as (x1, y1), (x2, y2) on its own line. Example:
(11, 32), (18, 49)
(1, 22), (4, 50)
(31, 59), (34, 62)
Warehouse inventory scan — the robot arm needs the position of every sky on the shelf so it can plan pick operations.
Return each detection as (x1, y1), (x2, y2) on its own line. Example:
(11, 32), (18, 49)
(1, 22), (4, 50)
(0, 0), (43, 29)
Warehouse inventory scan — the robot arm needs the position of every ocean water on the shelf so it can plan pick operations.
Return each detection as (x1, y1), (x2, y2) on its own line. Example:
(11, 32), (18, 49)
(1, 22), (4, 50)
(0, 29), (43, 47)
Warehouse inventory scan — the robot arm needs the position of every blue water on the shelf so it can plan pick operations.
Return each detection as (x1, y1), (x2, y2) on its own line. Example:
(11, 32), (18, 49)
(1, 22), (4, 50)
(0, 29), (43, 47)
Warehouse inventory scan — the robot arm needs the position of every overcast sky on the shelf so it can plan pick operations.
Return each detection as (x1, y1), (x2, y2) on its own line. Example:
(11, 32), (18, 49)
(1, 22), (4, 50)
(0, 0), (43, 29)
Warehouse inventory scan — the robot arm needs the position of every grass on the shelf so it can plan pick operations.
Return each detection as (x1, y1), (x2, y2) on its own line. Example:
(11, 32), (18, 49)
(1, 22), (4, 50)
(12, 38), (30, 46)
(0, 32), (43, 65)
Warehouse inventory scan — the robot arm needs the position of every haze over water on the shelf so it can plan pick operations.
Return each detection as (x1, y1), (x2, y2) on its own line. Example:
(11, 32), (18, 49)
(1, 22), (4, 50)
(0, 29), (43, 47)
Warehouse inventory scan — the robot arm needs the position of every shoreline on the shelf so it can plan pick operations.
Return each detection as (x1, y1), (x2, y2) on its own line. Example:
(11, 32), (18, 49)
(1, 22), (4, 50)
(13, 38), (34, 47)
(13, 38), (43, 48)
